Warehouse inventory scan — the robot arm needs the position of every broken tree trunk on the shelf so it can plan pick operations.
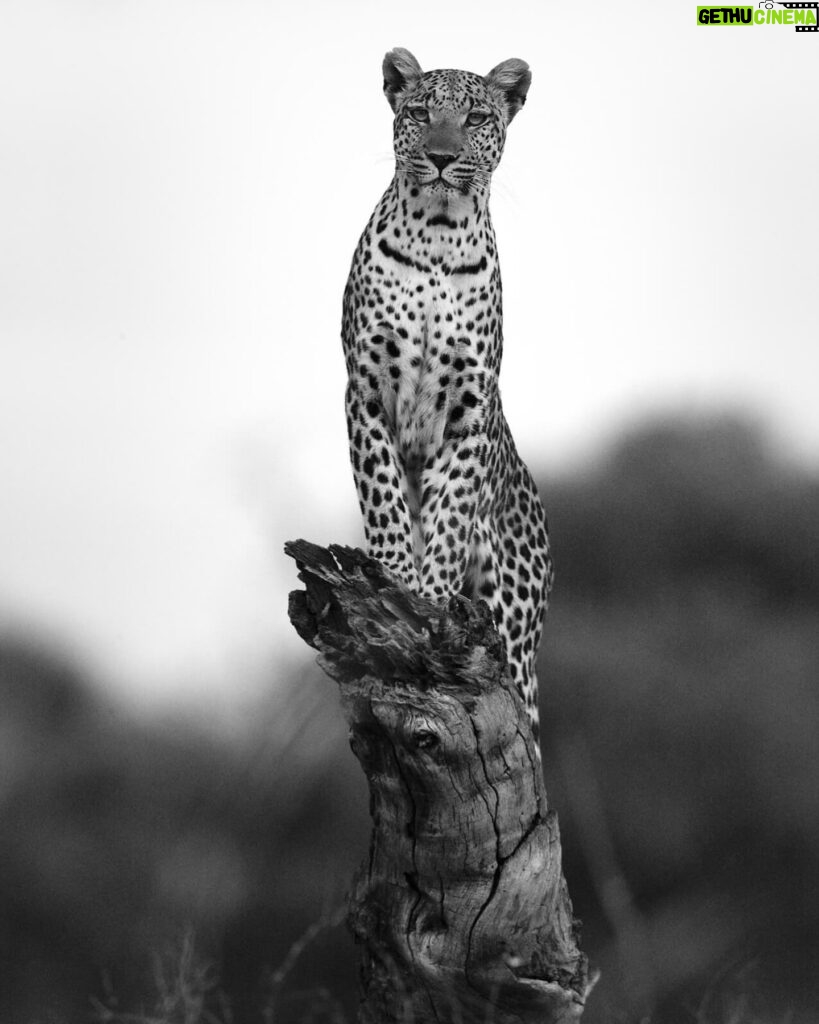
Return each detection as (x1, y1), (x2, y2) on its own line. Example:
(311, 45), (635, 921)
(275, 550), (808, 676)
(286, 539), (592, 1024)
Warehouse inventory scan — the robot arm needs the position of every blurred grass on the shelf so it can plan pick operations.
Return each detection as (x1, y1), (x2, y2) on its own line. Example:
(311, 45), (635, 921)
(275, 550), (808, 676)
(1, 414), (817, 1023)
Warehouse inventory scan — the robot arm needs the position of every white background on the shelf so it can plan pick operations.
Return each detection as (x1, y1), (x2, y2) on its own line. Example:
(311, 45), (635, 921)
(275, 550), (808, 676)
(1, 0), (816, 714)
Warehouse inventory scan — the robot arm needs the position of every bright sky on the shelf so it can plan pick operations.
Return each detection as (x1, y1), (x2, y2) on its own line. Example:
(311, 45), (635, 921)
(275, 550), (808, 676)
(1, 0), (817, 713)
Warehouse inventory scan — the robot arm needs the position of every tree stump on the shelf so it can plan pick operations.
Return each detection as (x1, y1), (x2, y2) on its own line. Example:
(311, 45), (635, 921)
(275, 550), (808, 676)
(286, 539), (592, 1024)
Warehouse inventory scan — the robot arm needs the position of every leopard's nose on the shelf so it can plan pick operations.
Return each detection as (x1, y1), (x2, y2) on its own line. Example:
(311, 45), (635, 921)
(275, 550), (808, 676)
(427, 152), (457, 173)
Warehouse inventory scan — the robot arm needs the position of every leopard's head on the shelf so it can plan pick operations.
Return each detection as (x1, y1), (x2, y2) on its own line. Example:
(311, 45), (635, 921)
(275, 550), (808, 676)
(383, 49), (531, 200)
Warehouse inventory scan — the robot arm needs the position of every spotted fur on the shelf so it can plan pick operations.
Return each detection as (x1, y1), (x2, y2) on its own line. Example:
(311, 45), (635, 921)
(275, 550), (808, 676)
(342, 49), (552, 740)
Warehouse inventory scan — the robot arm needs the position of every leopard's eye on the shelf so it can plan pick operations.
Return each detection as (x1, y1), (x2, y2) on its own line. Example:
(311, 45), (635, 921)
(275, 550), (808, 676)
(407, 106), (429, 124)
(466, 111), (490, 128)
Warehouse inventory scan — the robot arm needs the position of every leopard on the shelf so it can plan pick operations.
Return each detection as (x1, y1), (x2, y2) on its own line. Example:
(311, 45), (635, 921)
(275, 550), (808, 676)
(341, 48), (552, 742)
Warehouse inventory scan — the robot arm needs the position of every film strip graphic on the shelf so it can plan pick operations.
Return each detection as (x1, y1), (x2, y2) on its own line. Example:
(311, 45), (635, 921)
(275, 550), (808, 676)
(774, 1), (819, 31)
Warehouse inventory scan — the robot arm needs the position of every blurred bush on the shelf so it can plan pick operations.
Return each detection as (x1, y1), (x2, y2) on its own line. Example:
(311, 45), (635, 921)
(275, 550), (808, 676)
(540, 415), (819, 1022)
(0, 645), (368, 1023)
(0, 414), (817, 1023)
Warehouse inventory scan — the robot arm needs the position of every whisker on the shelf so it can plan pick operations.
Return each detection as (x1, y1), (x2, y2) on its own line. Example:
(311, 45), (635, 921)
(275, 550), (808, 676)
(490, 170), (519, 205)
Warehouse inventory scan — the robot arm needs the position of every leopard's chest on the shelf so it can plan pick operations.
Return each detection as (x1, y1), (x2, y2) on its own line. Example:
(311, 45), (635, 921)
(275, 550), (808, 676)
(357, 260), (495, 456)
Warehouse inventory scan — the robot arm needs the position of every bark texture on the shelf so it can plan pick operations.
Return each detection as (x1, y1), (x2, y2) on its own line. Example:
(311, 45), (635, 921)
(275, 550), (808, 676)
(286, 539), (591, 1024)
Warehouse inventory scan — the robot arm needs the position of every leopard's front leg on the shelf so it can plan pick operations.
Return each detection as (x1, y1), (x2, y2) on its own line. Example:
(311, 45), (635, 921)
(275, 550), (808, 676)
(345, 381), (421, 591)
(417, 413), (488, 601)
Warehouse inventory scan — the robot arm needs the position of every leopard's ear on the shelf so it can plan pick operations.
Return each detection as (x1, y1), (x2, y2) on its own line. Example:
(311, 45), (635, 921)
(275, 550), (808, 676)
(485, 59), (531, 123)
(383, 48), (423, 112)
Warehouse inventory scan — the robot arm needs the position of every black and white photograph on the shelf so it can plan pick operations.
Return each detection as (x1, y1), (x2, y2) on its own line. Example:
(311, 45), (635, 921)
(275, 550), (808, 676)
(1, 1), (817, 1021)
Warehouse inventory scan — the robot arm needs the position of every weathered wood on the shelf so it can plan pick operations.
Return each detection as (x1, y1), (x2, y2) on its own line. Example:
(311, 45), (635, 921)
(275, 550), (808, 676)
(286, 539), (591, 1023)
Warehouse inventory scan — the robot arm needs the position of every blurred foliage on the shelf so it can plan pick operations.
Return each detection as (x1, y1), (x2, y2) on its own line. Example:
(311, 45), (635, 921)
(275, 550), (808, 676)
(539, 415), (819, 1023)
(1, 415), (817, 1023)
